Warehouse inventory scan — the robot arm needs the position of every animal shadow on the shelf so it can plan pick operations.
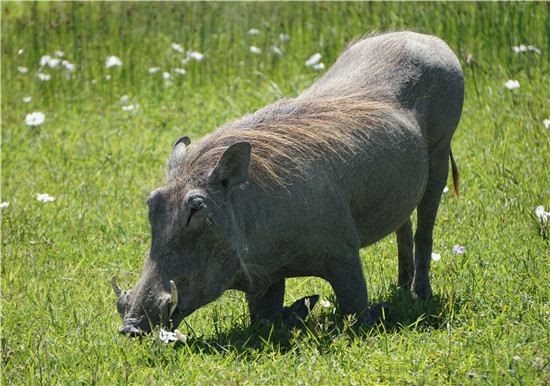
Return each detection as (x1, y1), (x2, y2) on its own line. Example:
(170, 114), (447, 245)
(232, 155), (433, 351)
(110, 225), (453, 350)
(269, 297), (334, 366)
(173, 286), (461, 358)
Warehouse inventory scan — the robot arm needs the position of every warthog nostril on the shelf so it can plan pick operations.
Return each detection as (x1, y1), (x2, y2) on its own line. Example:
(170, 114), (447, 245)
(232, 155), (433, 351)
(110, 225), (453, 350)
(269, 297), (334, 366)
(118, 324), (143, 335)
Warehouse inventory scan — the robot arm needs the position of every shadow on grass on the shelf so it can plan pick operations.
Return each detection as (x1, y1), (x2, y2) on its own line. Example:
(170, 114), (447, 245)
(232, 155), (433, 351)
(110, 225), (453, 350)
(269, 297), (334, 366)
(166, 285), (465, 358)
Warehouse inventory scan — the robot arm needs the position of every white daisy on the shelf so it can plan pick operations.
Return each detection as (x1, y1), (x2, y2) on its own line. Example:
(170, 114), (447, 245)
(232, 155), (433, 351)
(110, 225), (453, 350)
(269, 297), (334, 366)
(249, 46), (262, 54)
(37, 193), (54, 202)
(25, 112), (45, 126)
(278, 34), (290, 42)
(47, 58), (61, 68)
(305, 53), (321, 67)
(271, 46), (283, 56)
(37, 73), (51, 81)
(535, 206), (549, 223)
(171, 43), (184, 53)
(504, 80), (520, 90)
(187, 50), (204, 61)
(105, 56), (122, 68)
(40, 55), (52, 67)
(62, 60), (75, 72)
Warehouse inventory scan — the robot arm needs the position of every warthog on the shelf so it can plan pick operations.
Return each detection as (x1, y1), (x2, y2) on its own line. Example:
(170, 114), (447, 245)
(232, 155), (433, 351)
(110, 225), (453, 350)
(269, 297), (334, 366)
(112, 31), (463, 334)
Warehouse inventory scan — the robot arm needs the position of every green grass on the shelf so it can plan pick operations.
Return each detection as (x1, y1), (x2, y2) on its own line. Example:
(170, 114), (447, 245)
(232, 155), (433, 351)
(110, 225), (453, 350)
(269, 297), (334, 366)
(2, 1), (549, 384)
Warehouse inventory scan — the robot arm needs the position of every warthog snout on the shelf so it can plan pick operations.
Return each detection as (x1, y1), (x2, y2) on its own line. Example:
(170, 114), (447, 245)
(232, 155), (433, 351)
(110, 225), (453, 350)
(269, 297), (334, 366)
(111, 275), (179, 335)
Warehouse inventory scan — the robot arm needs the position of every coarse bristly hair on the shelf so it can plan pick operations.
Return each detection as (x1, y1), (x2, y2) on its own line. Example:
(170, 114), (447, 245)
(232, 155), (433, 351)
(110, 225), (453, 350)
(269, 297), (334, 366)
(183, 92), (398, 190)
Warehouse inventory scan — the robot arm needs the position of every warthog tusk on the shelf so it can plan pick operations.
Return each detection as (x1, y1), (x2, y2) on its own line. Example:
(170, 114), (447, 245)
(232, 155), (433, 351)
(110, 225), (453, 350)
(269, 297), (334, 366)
(111, 275), (123, 298)
(169, 280), (178, 318)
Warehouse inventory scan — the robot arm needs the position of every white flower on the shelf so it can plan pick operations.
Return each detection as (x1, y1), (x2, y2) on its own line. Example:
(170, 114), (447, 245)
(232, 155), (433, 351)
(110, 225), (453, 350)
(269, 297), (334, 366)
(105, 75), (112, 80)
(55, 50), (65, 57)
(247, 28), (260, 35)
(17, 66), (29, 73)
(271, 46), (283, 56)
(512, 45), (541, 54)
(171, 43), (184, 53)
(512, 45), (525, 54)
(159, 329), (177, 343)
(535, 206), (549, 223)
(62, 60), (75, 72)
(0, 202), (9, 208)
(311, 63), (325, 70)
(174, 68), (187, 75)
(105, 56), (122, 68)
(120, 94), (129, 105)
(527, 45), (541, 54)
(18, 48), (24, 55)
(278, 33), (290, 41)
(305, 53), (322, 67)
(319, 299), (331, 308)
(148, 67), (161, 74)
(121, 105), (135, 111)
(504, 80), (520, 90)
(543, 119), (550, 129)
(37, 193), (54, 202)
(23, 97), (32, 103)
(47, 58), (61, 68)
(37, 73), (51, 81)
(186, 50), (204, 61)
(159, 329), (186, 344)
(40, 55), (52, 67)
(249, 46), (262, 54)
(163, 72), (171, 80)
(431, 253), (441, 261)
(25, 112), (45, 126)
(443, 186), (449, 193)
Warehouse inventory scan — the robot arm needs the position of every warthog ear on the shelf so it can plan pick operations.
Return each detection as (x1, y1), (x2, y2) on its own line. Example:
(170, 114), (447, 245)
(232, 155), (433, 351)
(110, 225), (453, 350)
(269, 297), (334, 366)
(168, 136), (191, 174)
(212, 142), (252, 190)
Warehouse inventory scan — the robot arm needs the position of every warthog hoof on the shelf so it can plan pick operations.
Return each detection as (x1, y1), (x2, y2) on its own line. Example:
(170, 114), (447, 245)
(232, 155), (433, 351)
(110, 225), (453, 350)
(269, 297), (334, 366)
(282, 295), (320, 326)
(118, 324), (143, 336)
(364, 302), (390, 324)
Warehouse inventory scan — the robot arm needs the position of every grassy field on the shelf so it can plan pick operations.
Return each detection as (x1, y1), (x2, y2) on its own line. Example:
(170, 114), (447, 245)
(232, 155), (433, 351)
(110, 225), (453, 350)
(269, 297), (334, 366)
(2, 1), (549, 384)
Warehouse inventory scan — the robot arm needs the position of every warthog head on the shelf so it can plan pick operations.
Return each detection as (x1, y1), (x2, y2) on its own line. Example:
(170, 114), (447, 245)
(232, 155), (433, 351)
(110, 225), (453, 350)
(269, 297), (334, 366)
(113, 137), (252, 334)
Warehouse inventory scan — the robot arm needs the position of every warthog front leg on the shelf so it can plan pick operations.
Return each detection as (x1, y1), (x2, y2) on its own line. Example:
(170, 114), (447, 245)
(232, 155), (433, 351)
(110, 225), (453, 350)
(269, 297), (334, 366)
(325, 247), (389, 324)
(247, 279), (285, 324)
(246, 279), (319, 326)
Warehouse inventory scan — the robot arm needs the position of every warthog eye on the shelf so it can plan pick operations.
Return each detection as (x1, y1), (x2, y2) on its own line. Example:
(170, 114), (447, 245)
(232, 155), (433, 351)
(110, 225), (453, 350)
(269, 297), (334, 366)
(185, 195), (206, 226)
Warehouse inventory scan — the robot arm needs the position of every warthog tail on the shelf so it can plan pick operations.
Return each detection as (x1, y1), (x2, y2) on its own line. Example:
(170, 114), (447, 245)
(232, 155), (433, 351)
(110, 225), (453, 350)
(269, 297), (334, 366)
(450, 149), (459, 197)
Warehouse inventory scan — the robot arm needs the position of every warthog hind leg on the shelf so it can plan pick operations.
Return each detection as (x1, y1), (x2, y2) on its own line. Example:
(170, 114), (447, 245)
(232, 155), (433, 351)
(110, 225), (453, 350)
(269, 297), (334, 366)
(396, 218), (414, 288)
(411, 149), (450, 299)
